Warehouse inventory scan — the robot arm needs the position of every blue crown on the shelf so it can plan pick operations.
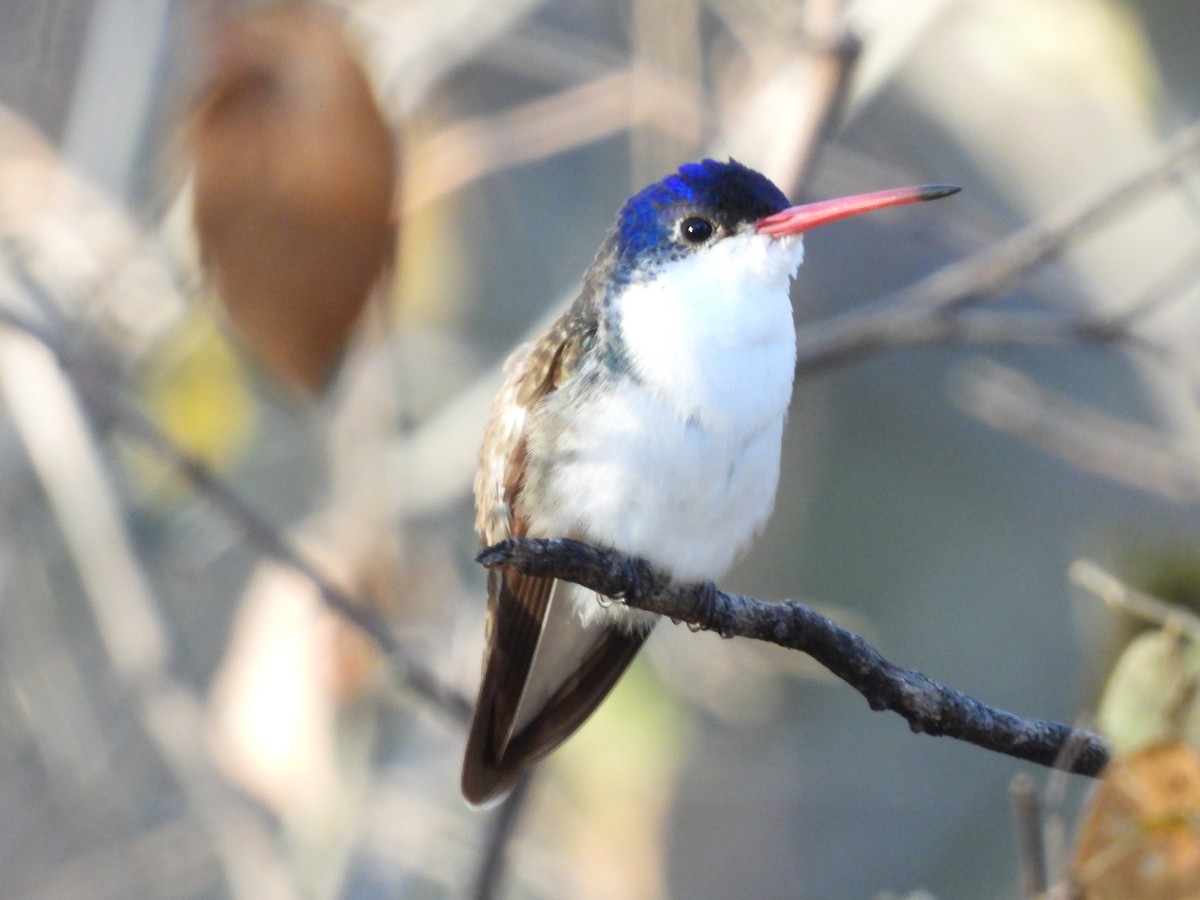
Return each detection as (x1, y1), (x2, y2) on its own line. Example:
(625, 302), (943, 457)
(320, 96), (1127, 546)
(614, 159), (790, 269)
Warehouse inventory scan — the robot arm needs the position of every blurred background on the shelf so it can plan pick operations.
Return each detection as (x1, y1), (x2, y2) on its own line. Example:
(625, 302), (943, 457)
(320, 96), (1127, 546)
(2, 0), (1200, 897)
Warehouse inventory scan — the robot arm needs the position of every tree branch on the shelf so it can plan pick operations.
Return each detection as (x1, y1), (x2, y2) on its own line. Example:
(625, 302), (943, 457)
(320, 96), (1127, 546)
(477, 536), (1110, 778)
(795, 118), (1200, 376)
(1010, 772), (1049, 899)
(469, 773), (533, 900)
(953, 358), (1200, 505)
(0, 292), (471, 724)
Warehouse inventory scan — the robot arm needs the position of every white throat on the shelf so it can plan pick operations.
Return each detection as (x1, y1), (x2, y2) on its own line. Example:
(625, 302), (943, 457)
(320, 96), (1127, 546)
(612, 230), (803, 434)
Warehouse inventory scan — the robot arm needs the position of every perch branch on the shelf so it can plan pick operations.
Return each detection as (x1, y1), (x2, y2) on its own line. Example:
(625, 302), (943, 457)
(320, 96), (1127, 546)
(478, 536), (1111, 778)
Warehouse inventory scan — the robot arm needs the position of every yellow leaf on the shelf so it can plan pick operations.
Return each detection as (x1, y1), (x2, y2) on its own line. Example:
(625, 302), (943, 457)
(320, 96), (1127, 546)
(1097, 629), (1200, 756)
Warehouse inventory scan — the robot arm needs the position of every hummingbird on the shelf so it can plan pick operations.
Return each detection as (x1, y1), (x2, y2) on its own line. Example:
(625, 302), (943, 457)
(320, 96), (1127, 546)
(463, 159), (958, 805)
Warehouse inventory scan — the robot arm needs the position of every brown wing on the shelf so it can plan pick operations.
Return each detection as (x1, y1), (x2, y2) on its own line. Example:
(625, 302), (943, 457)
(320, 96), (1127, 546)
(462, 297), (651, 806)
(500, 611), (649, 767)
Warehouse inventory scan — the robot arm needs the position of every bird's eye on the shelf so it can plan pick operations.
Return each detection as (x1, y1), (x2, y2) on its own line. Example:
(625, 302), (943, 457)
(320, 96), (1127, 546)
(679, 216), (714, 244)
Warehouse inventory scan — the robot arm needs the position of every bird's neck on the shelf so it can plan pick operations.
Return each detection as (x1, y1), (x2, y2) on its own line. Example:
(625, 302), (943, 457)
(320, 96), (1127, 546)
(605, 231), (802, 434)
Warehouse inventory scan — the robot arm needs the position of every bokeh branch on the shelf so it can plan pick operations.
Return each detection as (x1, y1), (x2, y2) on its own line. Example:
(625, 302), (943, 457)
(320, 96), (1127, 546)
(0, 318), (295, 900)
(953, 358), (1200, 504)
(795, 118), (1200, 376)
(478, 536), (1111, 778)
(0, 294), (470, 724)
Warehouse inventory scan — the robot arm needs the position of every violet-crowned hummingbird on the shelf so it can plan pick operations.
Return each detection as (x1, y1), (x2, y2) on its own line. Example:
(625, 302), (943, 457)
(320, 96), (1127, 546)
(463, 159), (958, 805)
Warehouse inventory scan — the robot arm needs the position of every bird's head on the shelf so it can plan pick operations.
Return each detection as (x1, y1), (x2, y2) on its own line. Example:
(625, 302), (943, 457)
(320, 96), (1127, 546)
(608, 158), (957, 286)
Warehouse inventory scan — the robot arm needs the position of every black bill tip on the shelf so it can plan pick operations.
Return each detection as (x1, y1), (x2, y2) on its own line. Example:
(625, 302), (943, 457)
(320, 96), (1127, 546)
(917, 184), (962, 201)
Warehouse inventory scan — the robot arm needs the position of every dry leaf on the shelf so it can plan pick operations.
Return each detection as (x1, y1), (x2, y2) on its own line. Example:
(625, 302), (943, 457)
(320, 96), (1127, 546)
(1074, 741), (1200, 899)
(190, 1), (396, 392)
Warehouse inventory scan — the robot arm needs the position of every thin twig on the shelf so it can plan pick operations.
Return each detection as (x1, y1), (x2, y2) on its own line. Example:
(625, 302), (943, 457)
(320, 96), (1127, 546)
(789, 0), (860, 190)
(952, 358), (1200, 504)
(1070, 558), (1200, 643)
(799, 240), (1200, 369)
(0, 300), (471, 723)
(816, 306), (1172, 360)
(718, 0), (859, 192)
(1010, 772), (1048, 899)
(795, 118), (1200, 376)
(469, 774), (533, 900)
(0, 330), (296, 900)
(114, 397), (469, 719)
(404, 66), (709, 212)
(478, 536), (1111, 778)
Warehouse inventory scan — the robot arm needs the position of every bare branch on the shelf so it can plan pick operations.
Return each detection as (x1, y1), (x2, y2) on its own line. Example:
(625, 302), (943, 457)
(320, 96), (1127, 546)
(820, 240), (1200, 369)
(811, 306), (1173, 360)
(796, 118), (1200, 376)
(789, 0), (861, 188)
(469, 774), (533, 900)
(0, 295), (471, 724)
(0, 328), (296, 900)
(405, 66), (709, 212)
(1010, 773), (1049, 900)
(1071, 559), (1200, 642)
(478, 537), (1111, 778)
(952, 358), (1200, 504)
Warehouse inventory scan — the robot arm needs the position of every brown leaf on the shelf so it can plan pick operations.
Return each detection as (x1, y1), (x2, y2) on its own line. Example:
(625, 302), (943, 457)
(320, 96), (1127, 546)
(1074, 741), (1200, 899)
(190, 1), (397, 393)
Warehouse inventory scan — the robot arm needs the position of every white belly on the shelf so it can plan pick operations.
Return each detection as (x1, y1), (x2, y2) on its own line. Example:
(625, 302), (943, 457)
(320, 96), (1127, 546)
(527, 377), (785, 583)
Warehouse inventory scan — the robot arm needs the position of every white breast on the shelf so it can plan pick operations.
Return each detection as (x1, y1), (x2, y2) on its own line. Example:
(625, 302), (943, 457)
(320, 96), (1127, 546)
(616, 229), (803, 434)
(527, 230), (804, 586)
